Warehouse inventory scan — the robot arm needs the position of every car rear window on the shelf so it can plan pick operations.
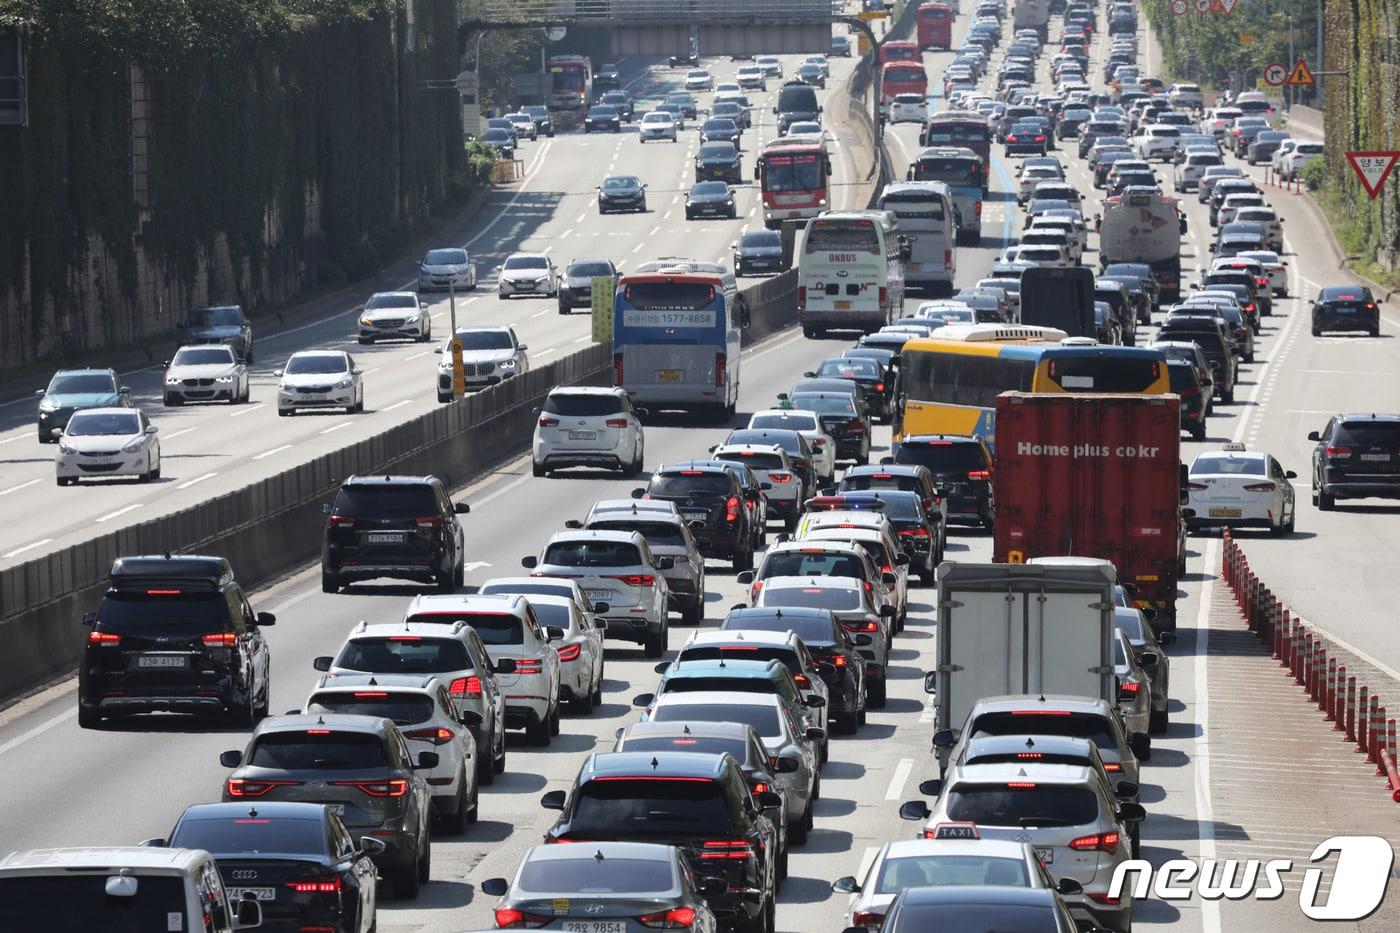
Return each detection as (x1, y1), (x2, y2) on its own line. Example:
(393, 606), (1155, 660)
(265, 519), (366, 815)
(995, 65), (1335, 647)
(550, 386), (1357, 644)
(715, 451), (786, 471)
(95, 592), (228, 636)
(649, 473), (733, 497)
(589, 520), (687, 547)
(873, 854), (1031, 893)
(1161, 329), (1223, 354)
(542, 541), (644, 568)
(1191, 455), (1265, 475)
(0, 877), (188, 932)
(762, 585), (861, 611)
(840, 474), (918, 494)
(762, 551), (867, 579)
(171, 817), (327, 856)
(721, 612), (837, 646)
(895, 441), (987, 473)
(789, 394), (857, 416)
(1336, 422), (1400, 447)
(971, 711), (1117, 752)
(663, 676), (776, 696)
(946, 783), (1099, 826)
(248, 731), (387, 770)
(678, 645), (800, 677)
(1166, 364), (1198, 393)
(543, 393), (625, 416)
(519, 857), (676, 894)
(621, 734), (751, 761)
(307, 692), (434, 725)
(402, 611), (524, 645)
(652, 701), (781, 736)
(750, 413), (819, 432)
(333, 484), (437, 519)
(571, 778), (733, 835)
(335, 636), (471, 673)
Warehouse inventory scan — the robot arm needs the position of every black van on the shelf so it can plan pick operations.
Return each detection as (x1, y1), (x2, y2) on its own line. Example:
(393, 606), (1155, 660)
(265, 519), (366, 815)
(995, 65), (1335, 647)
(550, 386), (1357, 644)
(775, 82), (820, 135)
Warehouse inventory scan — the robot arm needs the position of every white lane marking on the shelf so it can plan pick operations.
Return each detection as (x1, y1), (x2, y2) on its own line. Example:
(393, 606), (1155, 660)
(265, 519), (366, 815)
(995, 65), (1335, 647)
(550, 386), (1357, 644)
(631, 242), (645, 253)
(573, 335), (591, 344)
(534, 347), (558, 357)
(884, 758), (914, 800)
(575, 212), (588, 223)
(1194, 536), (1221, 933)
(0, 478), (42, 497)
(252, 444), (293, 461)
(268, 587), (319, 616)
(382, 399), (413, 412)
(320, 421), (354, 435)
(0, 708), (77, 757)
(462, 561), (493, 573)
(4, 538), (52, 559)
(96, 504), (143, 523)
(469, 473), (533, 509)
(1, 434), (29, 445)
(229, 403), (264, 418)
(532, 309), (551, 318)
(405, 350), (433, 361)
(361, 368), (379, 375)
(650, 226), (662, 236)
(176, 472), (219, 490)
(162, 427), (198, 441)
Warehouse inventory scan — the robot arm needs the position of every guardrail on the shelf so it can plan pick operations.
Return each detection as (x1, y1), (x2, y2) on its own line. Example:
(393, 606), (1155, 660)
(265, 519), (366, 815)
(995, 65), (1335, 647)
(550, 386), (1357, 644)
(1221, 530), (1400, 801)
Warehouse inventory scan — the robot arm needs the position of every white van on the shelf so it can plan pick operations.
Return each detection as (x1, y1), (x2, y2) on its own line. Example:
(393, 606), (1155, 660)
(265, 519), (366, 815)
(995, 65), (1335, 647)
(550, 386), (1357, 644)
(0, 847), (263, 931)
(876, 182), (957, 290)
(797, 210), (908, 337)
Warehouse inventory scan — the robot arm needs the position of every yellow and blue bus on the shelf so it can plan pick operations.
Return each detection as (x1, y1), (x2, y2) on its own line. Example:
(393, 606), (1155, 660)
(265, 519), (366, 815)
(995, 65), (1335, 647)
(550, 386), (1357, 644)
(894, 325), (1171, 448)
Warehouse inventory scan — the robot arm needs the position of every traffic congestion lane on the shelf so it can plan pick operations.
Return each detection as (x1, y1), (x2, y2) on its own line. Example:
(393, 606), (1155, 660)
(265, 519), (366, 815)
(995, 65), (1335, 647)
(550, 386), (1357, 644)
(0, 52), (865, 566)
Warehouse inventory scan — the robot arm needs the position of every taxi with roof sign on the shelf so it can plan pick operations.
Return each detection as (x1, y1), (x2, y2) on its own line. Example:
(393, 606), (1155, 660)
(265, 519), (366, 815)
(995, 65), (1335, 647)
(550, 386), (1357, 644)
(1185, 442), (1297, 536)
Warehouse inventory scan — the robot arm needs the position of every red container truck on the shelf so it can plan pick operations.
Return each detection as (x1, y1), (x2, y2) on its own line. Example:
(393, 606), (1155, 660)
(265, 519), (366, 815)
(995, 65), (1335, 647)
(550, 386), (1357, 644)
(992, 392), (1188, 630)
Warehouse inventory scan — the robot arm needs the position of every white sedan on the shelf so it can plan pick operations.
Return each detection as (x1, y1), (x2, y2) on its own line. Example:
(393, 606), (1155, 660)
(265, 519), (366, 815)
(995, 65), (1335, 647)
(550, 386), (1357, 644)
(684, 69), (713, 90)
(56, 408), (160, 486)
(1186, 442), (1297, 536)
(276, 350), (364, 415)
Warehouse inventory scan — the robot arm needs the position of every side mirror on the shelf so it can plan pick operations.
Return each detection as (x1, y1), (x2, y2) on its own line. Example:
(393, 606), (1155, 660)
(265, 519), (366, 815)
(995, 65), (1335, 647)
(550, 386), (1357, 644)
(321, 503), (333, 515)
(1057, 876), (1085, 896)
(1285, 470), (1297, 479)
(541, 789), (567, 810)
(923, 672), (938, 695)
(854, 633), (874, 647)
(917, 778), (944, 796)
(1307, 431), (1321, 441)
(81, 611), (97, 627)
(774, 755), (802, 774)
(358, 836), (388, 856)
(879, 605), (896, 618)
(564, 519), (583, 529)
(895, 553), (910, 566)
(255, 612), (276, 627)
(899, 800), (931, 821)
(546, 626), (566, 641)
(495, 658), (517, 674)
(140, 837), (166, 848)
(654, 661), (671, 674)
(234, 897), (263, 930)
(481, 877), (510, 897)
(521, 555), (539, 569)
(655, 556), (675, 570)
(932, 728), (957, 749)
(736, 570), (756, 584)
(757, 789), (784, 808)
(1181, 507), (1196, 518)
(832, 875), (861, 894)
(1159, 630), (1179, 647)
(805, 726), (826, 742)
(760, 482), (772, 491)
(633, 693), (656, 707)
(1117, 802), (1147, 823)
(461, 709), (483, 727)
(1138, 651), (1159, 670)
(1114, 780), (1140, 799)
(519, 344), (529, 350)
(630, 488), (646, 500)
(454, 502), (470, 514)
(219, 750), (242, 768)
(313, 656), (332, 672)
(593, 602), (610, 615)
(415, 751), (440, 769)
(881, 572), (898, 587)
(804, 695), (826, 709)
(1129, 732), (1151, 759)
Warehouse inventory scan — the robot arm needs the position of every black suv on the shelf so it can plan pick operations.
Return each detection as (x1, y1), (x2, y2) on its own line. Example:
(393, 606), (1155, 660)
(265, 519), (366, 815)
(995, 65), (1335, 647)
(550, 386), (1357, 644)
(1311, 284), (1382, 337)
(890, 435), (995, 527)
(640, 464), (756, 569)
(1093, 279), (1136, 345)
(541, 751), (781, 931)
(1309, 414), (1400, 509)
(720, 606), (868, 734)
(78, 555), (275, 729)
(219, 714), (436, 899)
(1157, 318), (1237, 403)
(321, 475), (469, 593)
(1166, 360), (1209, 439)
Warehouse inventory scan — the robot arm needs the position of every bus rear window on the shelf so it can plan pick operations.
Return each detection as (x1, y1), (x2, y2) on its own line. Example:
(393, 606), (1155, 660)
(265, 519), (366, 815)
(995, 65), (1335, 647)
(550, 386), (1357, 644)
(1047, 356), (1162, 393)
(622, 282), (716, 312)
(805, 219), (879, 254)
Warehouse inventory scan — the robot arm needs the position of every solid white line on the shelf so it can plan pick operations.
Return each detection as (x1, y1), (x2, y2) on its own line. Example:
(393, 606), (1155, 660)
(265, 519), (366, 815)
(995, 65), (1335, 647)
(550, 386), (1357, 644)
(0, 478), (42, 497)
(320, 421), (354, 435)
(95, 504), (143, 523)
(885, 758), (914, 800)
(252, 444), (293, 461)
(229, 403), (264, 418)
(0, 708), (76, 757)
(1, 434), (29, 445)
(268, 587), (320, 616)
(1194, 536), (1221, 933)
(382, 399), (413, 412)
(405, 350), (433, 361)
(469, 472), (534, 510)
(175, 472), (218, 490)
(162, 427), (198, 441)
(4, 538), (52, 559)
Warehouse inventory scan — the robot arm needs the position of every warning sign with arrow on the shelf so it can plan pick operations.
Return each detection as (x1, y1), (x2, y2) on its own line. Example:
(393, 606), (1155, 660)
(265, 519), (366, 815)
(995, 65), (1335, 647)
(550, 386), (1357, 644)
(1346, 151), (1400, 199)
(1286, 58), (1315, 86)
(1262, 62), (1287, 86)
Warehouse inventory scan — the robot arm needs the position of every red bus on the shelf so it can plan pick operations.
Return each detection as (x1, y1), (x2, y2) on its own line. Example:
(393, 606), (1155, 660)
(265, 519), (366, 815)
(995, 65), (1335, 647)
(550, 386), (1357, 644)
(916, 3), (955, 50)
(879, 40), (921, 65)
(922, 110), (992, 188)
(547, 54), (591, 110)
(755, 138), (832, 230)
(880, 61), (929, 111)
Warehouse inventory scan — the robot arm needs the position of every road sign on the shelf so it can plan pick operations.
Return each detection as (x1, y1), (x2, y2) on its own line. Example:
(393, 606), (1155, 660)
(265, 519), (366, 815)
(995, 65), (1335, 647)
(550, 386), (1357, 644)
(591, 276), (617, 343)
(1171, 0), (1188, 13)
(1286, 58), (1315, 86)
(1262, 62), (1287, 86)
(1215, 0), (1241, 13)
(1193, 0), (1211, 11)
(1346, 151), (1400, 199)
(858, 9), (887, 19)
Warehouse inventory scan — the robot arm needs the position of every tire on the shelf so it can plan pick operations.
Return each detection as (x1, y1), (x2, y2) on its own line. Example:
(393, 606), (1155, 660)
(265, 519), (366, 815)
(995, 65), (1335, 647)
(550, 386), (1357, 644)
(1223, 387), (1235, 404)
(357, 337), (371, 345)
(278, 408), (291, 417)
(436, 569), (455, 593)
(351, 396), (364, 414)
(1189, 424), (1206, 441)
(164, 394), (181, 407)
(835, 705), (859, 735)
(1150, 706), (1169, 735)
(643, 624), (667, 659)
(56, 476), (70, 487)
(682, 598), (703, 627)
(321, 572), (339, 594)
(78, 706), (102, 729)
(532, 460), (548, 478)
(789, 806), (810, 845)
(1284, 508), (1296, 534)
(1318, 488), (1335, 511)
(733, 541), (754, 571)
(549, 703), (561, 736)
(571, 682), (595, 715)
(438, 392), (451, 403)
(441, 779), (472, 835)
(526, 712), (551, 746)
(417, 832), (431, 883)
(918, 564), (936, 587)
(868, 676), (887, 709)
(478, 736), (496, 785)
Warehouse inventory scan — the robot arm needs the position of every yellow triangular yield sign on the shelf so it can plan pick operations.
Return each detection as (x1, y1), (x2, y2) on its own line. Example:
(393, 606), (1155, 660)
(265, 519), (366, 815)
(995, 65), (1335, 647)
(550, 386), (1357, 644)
(1286, 58), (1315, 86)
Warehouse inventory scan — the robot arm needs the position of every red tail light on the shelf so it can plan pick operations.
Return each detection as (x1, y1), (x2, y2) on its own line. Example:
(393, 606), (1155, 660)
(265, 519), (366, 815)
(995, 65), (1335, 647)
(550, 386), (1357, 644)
(285, 878), (341, 894)
(539, 416), (560, 427)
(515, 657), (545, 675)
(832, 654), (847, 667)
(605, 418), (629, 428)
(1103, 762), (1122, 773)
(450, 675), (482, 698)
(750, 581), (764, 601)
(1017, 751), (1044, 759)
(793, 673), (810, 687)
(1186, 481), (1208, 490)
(726, 496), (741, 521)
(1242, 482), (1276, 492)
(1008, 134), (1019, 142)
(842, 620), (880, 633)
(404, 726), (455, 745)
(716, 353), (727, 387)
(853, 910), (886, 926)
(876, 382), (885, 392)
(607, 574), (656, 587)
(202, 632), (238, 647)
(1326, 446), (1353, 458)
(701, 840), (754, 860)
(415, 515), (443, 528)
(1035, 135), (1045, 141)
(967, 469), (990, 480)
(613, 353), (624, 386)
(751, 781), (770, 795)
(768, 472), (793, 483)
(227, 779), (301, 798)
(797, 285), (807, 309)
(556, 642), (582, 662)
(1118, 680), (1141, 696)
(334, 779), (408, 797)
(87, 631), (121, 646)
(639, 906), (699, 928)
(1071, 831), (1121, 853)
(878, 286), (889, 309)
(899, 527), (931, 538)
(495, 907), (551, 928)
(327, 515), (356, 527)
(1088, 893), (1122, 905)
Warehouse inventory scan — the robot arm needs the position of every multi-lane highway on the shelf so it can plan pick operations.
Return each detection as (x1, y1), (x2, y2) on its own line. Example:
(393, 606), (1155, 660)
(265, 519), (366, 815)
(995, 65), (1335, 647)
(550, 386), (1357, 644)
(3, 2), (1400, 931)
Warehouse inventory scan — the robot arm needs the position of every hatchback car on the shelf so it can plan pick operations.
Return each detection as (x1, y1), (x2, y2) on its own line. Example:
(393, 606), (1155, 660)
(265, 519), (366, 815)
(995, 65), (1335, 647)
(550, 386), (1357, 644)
(417, 247), (477, 292)
(532, 386), (645, 476)
(1186, 442), (1297, 535)
(163, 345), (249, 405)
(278, 349), (364, 414)
(577, 498), (706, 626)
(35, 367), (130, 442)
(356, 291), (430, 344)
(1309, 413), (1400, 509)
(319, 474), (469, 593)
(55, 408), (161, 486)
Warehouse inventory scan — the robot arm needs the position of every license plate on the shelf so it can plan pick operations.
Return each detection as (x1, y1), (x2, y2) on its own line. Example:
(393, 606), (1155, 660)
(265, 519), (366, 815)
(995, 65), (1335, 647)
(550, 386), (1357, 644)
(1034, 847), (1055, 865)
(834, 300), (851, 310)
(562, 923), (625, 933)
(138, 655), (187, 669)
(585, 589), (612, 601)
(683, 511), (707, 521)
(657, 369), (682, 382)
(227, 888), (275, 902)
(367, 532), (405, 545)
(1335, 306), (1356, 313)
(1208, 507), (1242, 518)
(568, 430), (597, 440)
(1360, 453), (1392, 462)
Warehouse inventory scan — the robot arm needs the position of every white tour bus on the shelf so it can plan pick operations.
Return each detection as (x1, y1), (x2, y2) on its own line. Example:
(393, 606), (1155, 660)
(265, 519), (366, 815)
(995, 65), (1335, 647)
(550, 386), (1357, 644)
(797, 210), (909, 338)
(876, 181), (957, 290)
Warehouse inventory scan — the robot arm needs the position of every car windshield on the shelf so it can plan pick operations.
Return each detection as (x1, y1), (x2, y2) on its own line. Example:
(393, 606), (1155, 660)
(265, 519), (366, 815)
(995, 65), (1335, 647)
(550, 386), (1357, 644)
(750, 413), (817, 431)
(589, 520), (686, 548)
(762, 585), (861, 611)
(692, 182), (729, 196)
(307, 692), (435, 725)
(172, 348), (235, 366)
(740, 232), (781, 248)
(704, 120), (734, 132)
(649, 472), (732, 497)
(424, 249), (467, 265)
(947, 783), (1099, 827)
(543, 393), (624, 416)
(589, 106), (618, 117)
(519, 856), (676, 894)
(651, 701), (781, 736)
(365, 293), (417, 309)
(171, 817), (327, 856)
(542, 541), (643, 568)
(189, 307), (242, 326)
(567, 261), (614, 277)
(66, 412), (140, 436)
(285, 354), (348, 374)
(1191, 455), (1265, 475)
(455, 330), (513, 350)
(248, 731), (387, 770)
(335, 636), (471, 674)
(603, 176), (640, 190)
(484, 130), (510, 141)
(47, 373), (116, 395)
(699, 145), (735, 159)
(570, 778), (733, 836)
(505, 255), (548, 270)
(873, 854), (1031, 893)
(643, 112), (671, 123)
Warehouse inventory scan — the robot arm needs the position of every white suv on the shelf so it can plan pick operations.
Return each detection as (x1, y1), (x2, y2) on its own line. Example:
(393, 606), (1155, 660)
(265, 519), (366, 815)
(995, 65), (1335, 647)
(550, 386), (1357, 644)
(711, 443), (803, 531)
(523, 529), (672, 657)
(399, 594), (563, 746)
(532, 386), (645, 477)
(1133, 124), (1181, 161)
(435, 325), (528, 399)
(1174, 149), (1223, 191)
(305, 673), (480, 832)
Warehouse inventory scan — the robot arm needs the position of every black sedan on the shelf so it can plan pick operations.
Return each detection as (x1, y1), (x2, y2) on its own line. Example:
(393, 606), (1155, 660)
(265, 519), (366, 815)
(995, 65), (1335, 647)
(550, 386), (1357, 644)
(700, 117), (742, 146)
(1311, 284), (1382, 337)
(1094, 301), (1123, 345)
(1004, 121), (1049, 156)
(598, 89), (634, 120)
(686, 180), (737, 219)
(480, 127), (515, 159)
(584, 105), (622, 133)
(597, 174), (647, 213)
(811, 355), (893, 423)
(733, 229), (787, 276)
(695, 142), (742, 183)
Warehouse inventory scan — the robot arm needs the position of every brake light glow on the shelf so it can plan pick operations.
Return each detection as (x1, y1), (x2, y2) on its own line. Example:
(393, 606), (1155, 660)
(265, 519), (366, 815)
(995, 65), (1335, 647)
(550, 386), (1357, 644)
(793, 673), (810, 687)
(539, 415), (560, 427)
(227, 779), (301, 798)
(404, 726), (455, 745)
(1088, 893), (1122, 905)
(967, 470), (990, 480)
(701, 840), (754, 860)
(327, 515), (356, 527)
(388, 635), (422, 642)
(416, 515), (443, 528)
(202, 633), (238, 647)
(515, 657), (545, 675)
(842, 620), (880, 633)
(334, 779), (408, 797)
(1104, 762), (1122, 772)
(450, 675), (482, 699)
(87, 632), (121, 646)
(639, 906), (699, 928)
(726, 496), (741, 522)
(286, 879), (341, 893)
(1119, 681), (1141, 696)
(752, 782), (770, 795)
(607, 574), (656, 588)
(679, 470), (705, 475)
(353, 691), (388, 698)
(605, 418), (629, 428)
(613, 353), (624, 386)
(1326, 446), (1353, 458)
(716, 353), (727, 388)
(899, 527), (930, 538)
(495, 906), (551, 928)
(768, 472), (793, 483)
(1071, 831), (1121, 854)
(1016, 752), (1044, 759)
(145, 589), (182, 595)
(556, 642), (582, 662)
(1006, 782), (1037, 789)
(852, 911), (886, 926)
(797, 285), (807, 309)
(1242, 482), (1276, 492)
(832, 654), (847, 667)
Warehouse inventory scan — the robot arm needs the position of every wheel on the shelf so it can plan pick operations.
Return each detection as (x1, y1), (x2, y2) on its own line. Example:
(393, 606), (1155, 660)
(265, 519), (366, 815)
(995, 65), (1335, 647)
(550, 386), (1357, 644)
(532, 460), (548, 478)
(351, 396), (364, 414)
(441, 778), (472, 835)
(436, 569), (455, 593)
(357, 337), (371, 345)
(733, 541), (754, 571)
(1189, 424), (1206, 441)
(1285, 508), (1296, 534)
(1318, 488), (1335, 511)
(417, 832), (431, 883)
(918, 564), (936, 587)
(478, 736), (496, 785)
(138, 465), (153, 484)
(78, 706), (101, 729)
(321, 572), (339, 594)
(549, 703), (561, 736)
(164, 394), (181, 406)
(571, 681), (595, 715)
(438, 392), (451, 403)
(643, 624), (667, 659)
(868, 676), (887, 709)
(1150, 706), (1169, 735)
(835, 706), (859, 735)
(526, 712), (551, 746)
(558, 303), (569, 315)
(278, 408), (291, 417)
(682, 598), (703, 627)
(789, 805), (810, 845)
(56, 476), (70, 487)
(1223, 387), (1235, 404)
(1371, 327), (1381, 338)
(685, 210), (694, 220)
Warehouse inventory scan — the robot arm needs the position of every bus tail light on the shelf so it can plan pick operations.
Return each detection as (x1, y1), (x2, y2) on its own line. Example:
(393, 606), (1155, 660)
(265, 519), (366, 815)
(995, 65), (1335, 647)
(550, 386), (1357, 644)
(975, 201), (983, 216)
(878, 287), (889, 310)
(716, 353), (726, 388)
(797, 285), (806, 309)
